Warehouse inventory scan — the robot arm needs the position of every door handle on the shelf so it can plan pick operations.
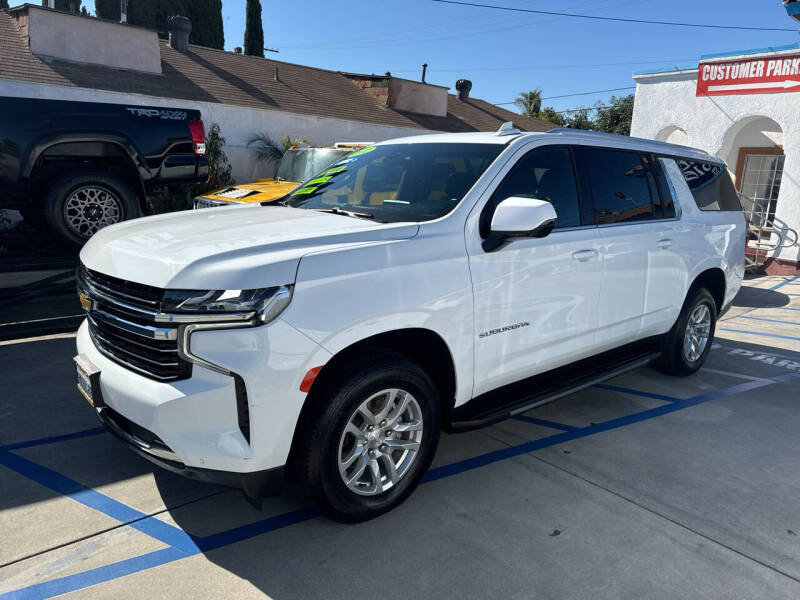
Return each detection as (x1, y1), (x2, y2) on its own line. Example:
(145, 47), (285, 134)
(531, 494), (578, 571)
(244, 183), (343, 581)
(657, 238), (674, 249)
(572, 249), (599, 262)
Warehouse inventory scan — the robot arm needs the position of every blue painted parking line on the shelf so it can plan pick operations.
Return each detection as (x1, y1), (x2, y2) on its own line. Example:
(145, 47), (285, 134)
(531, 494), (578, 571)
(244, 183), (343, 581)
(593, 383), (680, 403)
(5, 371), (797, 600)
(719, 328), (800, 342)
(733, 315), (800, 327)
(0, 451), (197, 553)
(769, 275), (800, 290)
(512, 415), (580, 431)
(0, 427), (106, 452)
(773, 306), (800, 312)
(0, 509), (318, 600)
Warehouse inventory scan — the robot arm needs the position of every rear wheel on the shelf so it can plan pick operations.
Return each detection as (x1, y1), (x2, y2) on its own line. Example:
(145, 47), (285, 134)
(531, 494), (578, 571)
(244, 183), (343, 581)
(294, 354), (441, 523)
(44, 171), (140, 246)
(657, 287), (717, 376)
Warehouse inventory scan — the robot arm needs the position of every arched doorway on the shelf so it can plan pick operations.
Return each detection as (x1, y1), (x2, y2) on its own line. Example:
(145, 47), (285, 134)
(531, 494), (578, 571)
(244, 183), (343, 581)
(722, 117), (784, 220)
(655, 126), (688, 145)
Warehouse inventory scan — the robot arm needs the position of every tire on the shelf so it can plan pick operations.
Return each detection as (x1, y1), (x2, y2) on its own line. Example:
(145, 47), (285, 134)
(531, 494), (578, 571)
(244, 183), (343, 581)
(657, 287), (717, 376)
(44, 170), (140, 246)
(294, 354), (441, 523)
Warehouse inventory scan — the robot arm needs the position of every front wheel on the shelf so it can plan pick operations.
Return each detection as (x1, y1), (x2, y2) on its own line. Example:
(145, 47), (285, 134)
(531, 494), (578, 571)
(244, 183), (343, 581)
(294, 355), (441, 523)
(657, 287), (717, 376)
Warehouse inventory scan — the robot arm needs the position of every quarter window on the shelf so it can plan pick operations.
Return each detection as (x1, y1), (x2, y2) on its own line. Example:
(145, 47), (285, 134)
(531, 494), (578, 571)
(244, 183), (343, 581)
(481, 147), (581, 237)
(676, 159), (741, 211)
(584, 149), (655, 224)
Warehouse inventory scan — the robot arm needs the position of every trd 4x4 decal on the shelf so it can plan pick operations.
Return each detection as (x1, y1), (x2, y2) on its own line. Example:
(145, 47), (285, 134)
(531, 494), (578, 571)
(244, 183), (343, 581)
(126, 108), (188, 120)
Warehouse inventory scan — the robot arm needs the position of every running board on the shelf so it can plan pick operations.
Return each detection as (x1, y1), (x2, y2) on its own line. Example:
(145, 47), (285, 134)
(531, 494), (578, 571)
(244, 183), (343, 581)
(448, 343), (661, 433)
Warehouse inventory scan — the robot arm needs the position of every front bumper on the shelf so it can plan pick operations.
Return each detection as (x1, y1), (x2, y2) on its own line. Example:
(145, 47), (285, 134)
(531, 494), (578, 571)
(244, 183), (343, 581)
(96, 402), (284, 497)
(75, 318), (331, 481)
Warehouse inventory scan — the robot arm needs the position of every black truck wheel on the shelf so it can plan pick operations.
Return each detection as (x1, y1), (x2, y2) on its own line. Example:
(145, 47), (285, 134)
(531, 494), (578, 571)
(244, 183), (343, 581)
(44, 171), (140, 246)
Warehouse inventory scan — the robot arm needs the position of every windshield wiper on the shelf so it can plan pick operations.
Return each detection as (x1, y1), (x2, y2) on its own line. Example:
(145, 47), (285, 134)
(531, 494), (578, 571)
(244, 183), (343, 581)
(312, 207), (375, 220)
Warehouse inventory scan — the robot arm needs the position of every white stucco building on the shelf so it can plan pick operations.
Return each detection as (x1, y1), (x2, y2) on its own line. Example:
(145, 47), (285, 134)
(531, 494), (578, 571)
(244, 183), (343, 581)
(631, 41), (800, 274)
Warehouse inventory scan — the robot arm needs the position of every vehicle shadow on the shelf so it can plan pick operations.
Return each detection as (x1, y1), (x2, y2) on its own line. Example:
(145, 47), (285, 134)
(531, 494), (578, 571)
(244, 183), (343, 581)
(154, 335), (800, 600)
(730, 284), (792, 308)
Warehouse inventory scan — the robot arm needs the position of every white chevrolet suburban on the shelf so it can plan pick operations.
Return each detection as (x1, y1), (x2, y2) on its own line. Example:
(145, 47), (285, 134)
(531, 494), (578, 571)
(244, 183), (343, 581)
(74, 126), (745, 522)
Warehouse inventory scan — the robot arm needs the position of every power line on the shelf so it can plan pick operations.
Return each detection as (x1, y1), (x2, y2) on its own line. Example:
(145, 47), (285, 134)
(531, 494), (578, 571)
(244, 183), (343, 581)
(496, 86), (635, 105)
(390, 58), (695, 74)
(432, 0), (799, 32)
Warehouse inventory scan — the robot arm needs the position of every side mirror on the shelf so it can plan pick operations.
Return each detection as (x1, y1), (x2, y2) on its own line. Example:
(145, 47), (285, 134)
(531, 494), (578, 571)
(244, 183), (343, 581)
(486, 196), (557, 249)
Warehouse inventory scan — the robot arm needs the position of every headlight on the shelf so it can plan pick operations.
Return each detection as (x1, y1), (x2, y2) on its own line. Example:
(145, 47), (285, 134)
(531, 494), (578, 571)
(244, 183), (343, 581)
(160, 286), (293, 324)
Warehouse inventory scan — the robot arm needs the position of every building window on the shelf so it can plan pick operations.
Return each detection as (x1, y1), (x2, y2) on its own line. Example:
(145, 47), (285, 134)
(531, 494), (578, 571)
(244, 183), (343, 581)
(736, 148), (784, 222)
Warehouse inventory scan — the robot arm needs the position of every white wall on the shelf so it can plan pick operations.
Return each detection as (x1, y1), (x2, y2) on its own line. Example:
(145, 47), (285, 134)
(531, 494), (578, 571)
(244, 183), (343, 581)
(25, 7), (162, 75)
(631, 68), (800, 265)
(0, 79), (438, 184)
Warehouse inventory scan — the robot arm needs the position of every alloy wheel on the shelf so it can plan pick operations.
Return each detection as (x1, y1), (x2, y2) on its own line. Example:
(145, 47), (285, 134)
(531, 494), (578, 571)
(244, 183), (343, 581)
(337, 388), (424, 496)
(63, 185), (123, 238)
(683, 303), (711, 362)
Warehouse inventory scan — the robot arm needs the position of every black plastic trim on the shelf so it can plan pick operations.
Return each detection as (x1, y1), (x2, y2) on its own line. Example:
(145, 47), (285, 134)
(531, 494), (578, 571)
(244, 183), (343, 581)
(448, 337), (661, 432)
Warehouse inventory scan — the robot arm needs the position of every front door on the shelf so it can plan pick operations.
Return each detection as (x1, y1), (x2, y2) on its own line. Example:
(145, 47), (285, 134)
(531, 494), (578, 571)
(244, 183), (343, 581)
(466, 145), (603, 397)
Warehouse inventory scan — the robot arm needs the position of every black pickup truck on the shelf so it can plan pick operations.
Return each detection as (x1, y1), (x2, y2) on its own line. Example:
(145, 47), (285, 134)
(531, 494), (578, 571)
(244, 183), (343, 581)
(0, 97), (209, 245)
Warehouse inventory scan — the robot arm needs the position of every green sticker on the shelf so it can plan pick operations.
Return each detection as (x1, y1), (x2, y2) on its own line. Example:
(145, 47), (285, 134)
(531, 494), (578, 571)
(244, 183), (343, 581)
(292, 186), (318, 196)
(321, 165), (347, 176)
(305, 175), (332, 186)
(348, 146), (376, 157)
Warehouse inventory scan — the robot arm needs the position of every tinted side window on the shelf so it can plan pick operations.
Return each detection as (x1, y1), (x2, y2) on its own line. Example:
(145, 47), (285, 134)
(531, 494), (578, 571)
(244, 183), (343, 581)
(584, 149), (655, 224)
(645, 154), (676, 219)
(481, 147), (580, 237)
(676, 159), (742, 211)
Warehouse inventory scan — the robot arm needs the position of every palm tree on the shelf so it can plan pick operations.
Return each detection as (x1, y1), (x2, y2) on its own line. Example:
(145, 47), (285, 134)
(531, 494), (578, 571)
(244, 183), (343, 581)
(247, 134), (307, 162)
(514, 89), (543, 117)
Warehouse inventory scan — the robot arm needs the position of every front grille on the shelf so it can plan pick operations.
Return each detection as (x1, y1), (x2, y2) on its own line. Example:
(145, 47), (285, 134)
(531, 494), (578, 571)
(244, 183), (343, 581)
(193, 196), (227, 209)
(81, 267), (191, 382)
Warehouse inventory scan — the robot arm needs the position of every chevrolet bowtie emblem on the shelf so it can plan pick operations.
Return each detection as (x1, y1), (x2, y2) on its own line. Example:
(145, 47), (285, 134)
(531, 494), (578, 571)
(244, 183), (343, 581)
(79, 292), (93, 312)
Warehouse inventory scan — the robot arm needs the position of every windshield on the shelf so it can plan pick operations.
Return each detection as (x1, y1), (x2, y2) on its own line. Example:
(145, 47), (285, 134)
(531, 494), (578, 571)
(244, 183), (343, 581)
(276, 148), (350, 182)
(285, 143), (503, 223)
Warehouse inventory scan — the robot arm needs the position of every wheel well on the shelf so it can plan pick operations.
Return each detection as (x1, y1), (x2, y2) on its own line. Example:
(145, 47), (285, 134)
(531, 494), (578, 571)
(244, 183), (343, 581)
(286, 329), (457, 472)
(688, 268), (726, 313)
(29, 142), (146, 210)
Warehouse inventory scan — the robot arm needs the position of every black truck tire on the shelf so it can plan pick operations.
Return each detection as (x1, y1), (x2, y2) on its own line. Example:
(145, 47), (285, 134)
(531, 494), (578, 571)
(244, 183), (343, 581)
(44, 170), (140, 246)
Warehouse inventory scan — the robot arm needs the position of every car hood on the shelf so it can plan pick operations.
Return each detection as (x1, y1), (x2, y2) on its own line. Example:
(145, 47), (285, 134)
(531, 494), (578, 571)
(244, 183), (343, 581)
(80, 204), (419, 289)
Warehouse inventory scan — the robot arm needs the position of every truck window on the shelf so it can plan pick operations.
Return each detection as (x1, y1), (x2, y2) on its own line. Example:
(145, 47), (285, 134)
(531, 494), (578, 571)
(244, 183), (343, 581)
(286, 143), (503, 223)
(584, 148), (656, 225)
(481, 146), (581, 237)
(676, 159), (742, 211)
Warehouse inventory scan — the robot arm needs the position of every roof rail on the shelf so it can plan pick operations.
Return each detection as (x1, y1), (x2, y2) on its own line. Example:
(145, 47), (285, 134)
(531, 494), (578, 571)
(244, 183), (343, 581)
(545, 127), (704, 156)
(496, 121), (521, 136)
(546, 127), (624, 139)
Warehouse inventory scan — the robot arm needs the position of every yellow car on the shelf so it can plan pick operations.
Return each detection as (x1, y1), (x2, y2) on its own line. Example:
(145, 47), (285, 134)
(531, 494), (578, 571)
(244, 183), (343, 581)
(194, 145), (367, 208)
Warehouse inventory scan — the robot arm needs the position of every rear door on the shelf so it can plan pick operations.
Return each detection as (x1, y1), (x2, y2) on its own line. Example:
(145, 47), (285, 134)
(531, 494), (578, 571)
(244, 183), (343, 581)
(577, 147), (686, 350)
(466, 144), (603, 397)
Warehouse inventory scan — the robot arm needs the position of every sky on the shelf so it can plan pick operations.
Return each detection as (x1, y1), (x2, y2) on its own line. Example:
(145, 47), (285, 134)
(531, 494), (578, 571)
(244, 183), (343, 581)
(27, 1), (800, 114)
